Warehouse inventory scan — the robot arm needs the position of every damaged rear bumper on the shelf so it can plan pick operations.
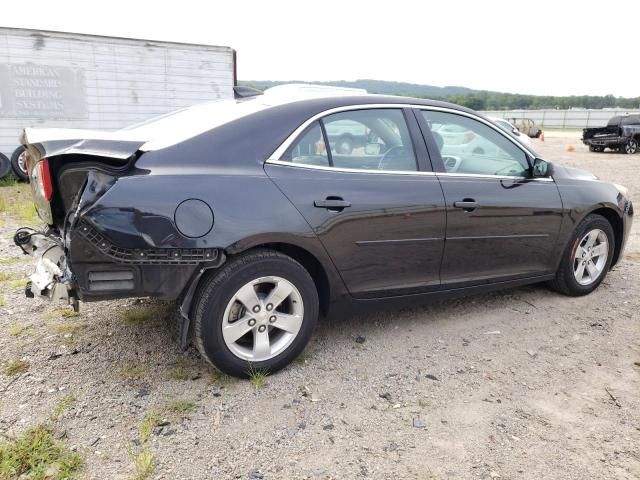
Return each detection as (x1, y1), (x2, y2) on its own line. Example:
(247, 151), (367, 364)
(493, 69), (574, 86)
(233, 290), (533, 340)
(14, 227), (78, 307)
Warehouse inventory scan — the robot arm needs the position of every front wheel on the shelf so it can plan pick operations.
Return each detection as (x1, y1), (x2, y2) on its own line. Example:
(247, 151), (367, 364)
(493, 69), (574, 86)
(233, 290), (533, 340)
(193, 249), (318, 378)
(589, 145), (604, 153)
(548, 214), (614, 296)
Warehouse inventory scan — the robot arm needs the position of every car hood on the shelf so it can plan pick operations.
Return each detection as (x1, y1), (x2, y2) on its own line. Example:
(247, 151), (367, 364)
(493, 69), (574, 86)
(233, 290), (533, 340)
(553, 164), (598, 181)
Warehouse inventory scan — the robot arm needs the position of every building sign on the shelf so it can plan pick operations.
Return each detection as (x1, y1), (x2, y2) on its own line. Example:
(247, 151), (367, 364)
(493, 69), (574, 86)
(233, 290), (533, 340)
(0, 63), (87, 118)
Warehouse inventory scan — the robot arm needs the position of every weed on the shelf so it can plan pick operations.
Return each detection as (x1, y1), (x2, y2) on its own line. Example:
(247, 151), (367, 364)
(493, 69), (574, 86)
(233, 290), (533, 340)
(7, 279), (29, 289)
(0, 297), (5, 307)
(138, 411), (162, 444)
(207, 369), (235, 387)
(0, 177), (18, 187)
(0, 272), (21, 282)
(117, 362), (145, 380)
(418, 399), (430, 408)
(9, 325), (30, 337)
(0, 256), (22, 265)
(52, 394), (77, 421)
(2, 359), (30, 376)
(166, 400), (196, 417)
(132, 448), (154, 480)
(247, 364), (269, 390)
(51, 322), (87, 335)
(122, 303), (170, 324)
(0, 424), (82, 480)
(170, 358), (197, 381)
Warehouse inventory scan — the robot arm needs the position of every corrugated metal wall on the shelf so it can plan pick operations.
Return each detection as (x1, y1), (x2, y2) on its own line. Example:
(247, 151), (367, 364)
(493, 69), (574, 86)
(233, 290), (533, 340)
(482, 109), (640, 129)
(0, 28), (234, 158)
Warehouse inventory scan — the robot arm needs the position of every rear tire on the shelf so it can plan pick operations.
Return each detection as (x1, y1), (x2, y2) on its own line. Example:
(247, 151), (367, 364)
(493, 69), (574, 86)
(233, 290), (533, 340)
(548, 214), (614, 296)
(621, 139), (638, 155)
(10, 146), (29, 181)
(193, 249), (318, 378)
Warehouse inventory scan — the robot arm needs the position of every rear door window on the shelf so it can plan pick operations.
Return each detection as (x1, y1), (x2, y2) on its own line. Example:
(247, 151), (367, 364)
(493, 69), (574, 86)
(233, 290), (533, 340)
(321, 109), (417, 171)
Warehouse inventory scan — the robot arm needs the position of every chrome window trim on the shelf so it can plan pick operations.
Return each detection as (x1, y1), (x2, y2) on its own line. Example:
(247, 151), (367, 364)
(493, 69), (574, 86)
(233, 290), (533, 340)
(265, 103), (551, 181)
(265, 159), (554, 182)
(266, 159), (436, 176)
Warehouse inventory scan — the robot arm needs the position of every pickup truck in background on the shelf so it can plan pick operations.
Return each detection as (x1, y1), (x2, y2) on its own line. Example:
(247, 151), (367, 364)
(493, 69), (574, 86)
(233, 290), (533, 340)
(582, 114), (640, 154)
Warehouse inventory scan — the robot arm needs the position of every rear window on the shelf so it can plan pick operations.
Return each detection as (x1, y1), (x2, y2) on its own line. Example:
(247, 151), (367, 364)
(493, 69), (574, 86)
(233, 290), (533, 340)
(123, 99), (269, 150)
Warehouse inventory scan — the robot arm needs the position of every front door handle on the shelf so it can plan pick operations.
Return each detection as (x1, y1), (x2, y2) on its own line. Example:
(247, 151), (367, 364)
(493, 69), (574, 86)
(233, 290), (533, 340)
(314, 197), (351, 211)
(453, 199), (479, 212)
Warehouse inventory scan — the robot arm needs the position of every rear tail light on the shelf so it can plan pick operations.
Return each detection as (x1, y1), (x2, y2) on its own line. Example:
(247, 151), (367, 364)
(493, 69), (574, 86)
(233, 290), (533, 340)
(463, 131), (476, 144)
(37, 159), (53, 201)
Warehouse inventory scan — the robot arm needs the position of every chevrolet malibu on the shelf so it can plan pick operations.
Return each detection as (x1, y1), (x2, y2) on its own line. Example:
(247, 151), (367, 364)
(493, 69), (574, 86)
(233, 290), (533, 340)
(14, 85), (633, 377)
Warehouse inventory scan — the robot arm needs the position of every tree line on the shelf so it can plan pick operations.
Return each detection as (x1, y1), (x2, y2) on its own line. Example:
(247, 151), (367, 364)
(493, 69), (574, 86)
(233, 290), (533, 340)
(436, 92), (640, 111)
(241, 81), (640, 110)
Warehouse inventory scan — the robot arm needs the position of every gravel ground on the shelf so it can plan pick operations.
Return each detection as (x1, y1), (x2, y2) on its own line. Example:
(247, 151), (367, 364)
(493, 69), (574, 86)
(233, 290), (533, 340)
(0, 134), (639, 480)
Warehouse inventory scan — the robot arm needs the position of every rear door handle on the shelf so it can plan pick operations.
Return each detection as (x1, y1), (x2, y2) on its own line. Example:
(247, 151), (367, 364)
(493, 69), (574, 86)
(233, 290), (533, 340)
(314, 198), (351, 211)
(453, 199), (479, 212)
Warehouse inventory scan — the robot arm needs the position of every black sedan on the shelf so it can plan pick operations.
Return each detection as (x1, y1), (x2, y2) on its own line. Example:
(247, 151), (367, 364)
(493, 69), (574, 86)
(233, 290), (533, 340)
(15, 85), (634, 377)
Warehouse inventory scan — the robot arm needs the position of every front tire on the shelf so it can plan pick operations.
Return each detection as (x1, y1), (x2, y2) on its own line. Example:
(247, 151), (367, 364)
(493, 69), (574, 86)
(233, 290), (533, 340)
(548, 214), (614, 296)
(193, 249), (318, 378)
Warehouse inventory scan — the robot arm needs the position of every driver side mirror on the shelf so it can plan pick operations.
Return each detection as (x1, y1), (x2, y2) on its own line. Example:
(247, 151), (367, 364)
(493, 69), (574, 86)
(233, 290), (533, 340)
(532, 158), (554, 177)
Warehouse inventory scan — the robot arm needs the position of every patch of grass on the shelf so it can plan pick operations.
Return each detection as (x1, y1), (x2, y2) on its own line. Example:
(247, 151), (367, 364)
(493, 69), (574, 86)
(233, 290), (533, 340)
(2, 359), (30, 376)
(207, 369), (235, 387)
(0, 177), (18, 187)
(7, 279), (29, 289)
(247, 365), (269, 390)
(0, 424), (82, 480)
(46, 307), (81, 320)
(166, 400), (196, 417)
(138, 411), (162, 444)
(170, 358), (197, 381)
(0, 256), (22, 265)
(0, 297), (5, 307)
(117, 362), (145, 380)
(132, 448), (154, 480)
(52, 394), (77, 421)
(51, 322), (87, 335)
(122, 304), (170, 324)
(9, 325), (30, 337)
(418, 399), (430, 408)
(0, 272), (21, 282)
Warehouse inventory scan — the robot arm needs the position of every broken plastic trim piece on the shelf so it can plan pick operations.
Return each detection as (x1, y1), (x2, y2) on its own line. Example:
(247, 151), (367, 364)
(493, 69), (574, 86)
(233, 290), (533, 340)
(77, 222), (219, 265)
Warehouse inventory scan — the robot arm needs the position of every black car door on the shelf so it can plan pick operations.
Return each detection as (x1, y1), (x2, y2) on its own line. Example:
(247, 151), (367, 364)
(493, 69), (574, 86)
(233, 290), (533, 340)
(265, 107), (446, 298)
(415, 108), (564, 288)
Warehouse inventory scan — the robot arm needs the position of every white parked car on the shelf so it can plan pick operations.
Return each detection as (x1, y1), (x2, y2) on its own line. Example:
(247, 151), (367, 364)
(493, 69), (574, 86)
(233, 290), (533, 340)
(490, 117), (533, 148)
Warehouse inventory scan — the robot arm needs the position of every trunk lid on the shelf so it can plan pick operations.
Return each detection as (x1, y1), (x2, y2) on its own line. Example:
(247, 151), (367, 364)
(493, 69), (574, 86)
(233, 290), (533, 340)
(21, 127), (148, 226)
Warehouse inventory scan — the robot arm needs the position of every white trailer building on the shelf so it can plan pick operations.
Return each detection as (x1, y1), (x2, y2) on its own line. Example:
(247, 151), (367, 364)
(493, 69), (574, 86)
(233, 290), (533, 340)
(0, 27), (236, 179)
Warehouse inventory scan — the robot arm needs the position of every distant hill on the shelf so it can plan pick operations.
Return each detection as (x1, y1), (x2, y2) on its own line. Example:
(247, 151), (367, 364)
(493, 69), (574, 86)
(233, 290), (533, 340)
(240, 79), (486, 98)
(239, 79), (640, 110)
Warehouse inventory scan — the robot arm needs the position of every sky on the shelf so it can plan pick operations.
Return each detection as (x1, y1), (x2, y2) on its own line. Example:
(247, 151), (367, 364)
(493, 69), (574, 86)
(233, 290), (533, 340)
(3, 0), (639, 97)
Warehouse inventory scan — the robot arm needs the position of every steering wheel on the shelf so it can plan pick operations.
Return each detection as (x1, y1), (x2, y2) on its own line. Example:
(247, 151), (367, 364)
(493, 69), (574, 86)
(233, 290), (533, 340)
(378, 146), (407, 170)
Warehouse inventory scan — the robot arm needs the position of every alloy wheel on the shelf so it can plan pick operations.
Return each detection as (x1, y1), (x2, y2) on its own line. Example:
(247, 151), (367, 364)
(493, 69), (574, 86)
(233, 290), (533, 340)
(573, 229), (608, 286)
(221, 276), (304, 361)
(624, 140), (638, 154)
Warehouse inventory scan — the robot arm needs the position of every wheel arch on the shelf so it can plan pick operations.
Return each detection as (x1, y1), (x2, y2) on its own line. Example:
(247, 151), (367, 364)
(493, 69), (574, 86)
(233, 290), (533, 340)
(245, 242), (332, 317)
(588, 206), (624, 266)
